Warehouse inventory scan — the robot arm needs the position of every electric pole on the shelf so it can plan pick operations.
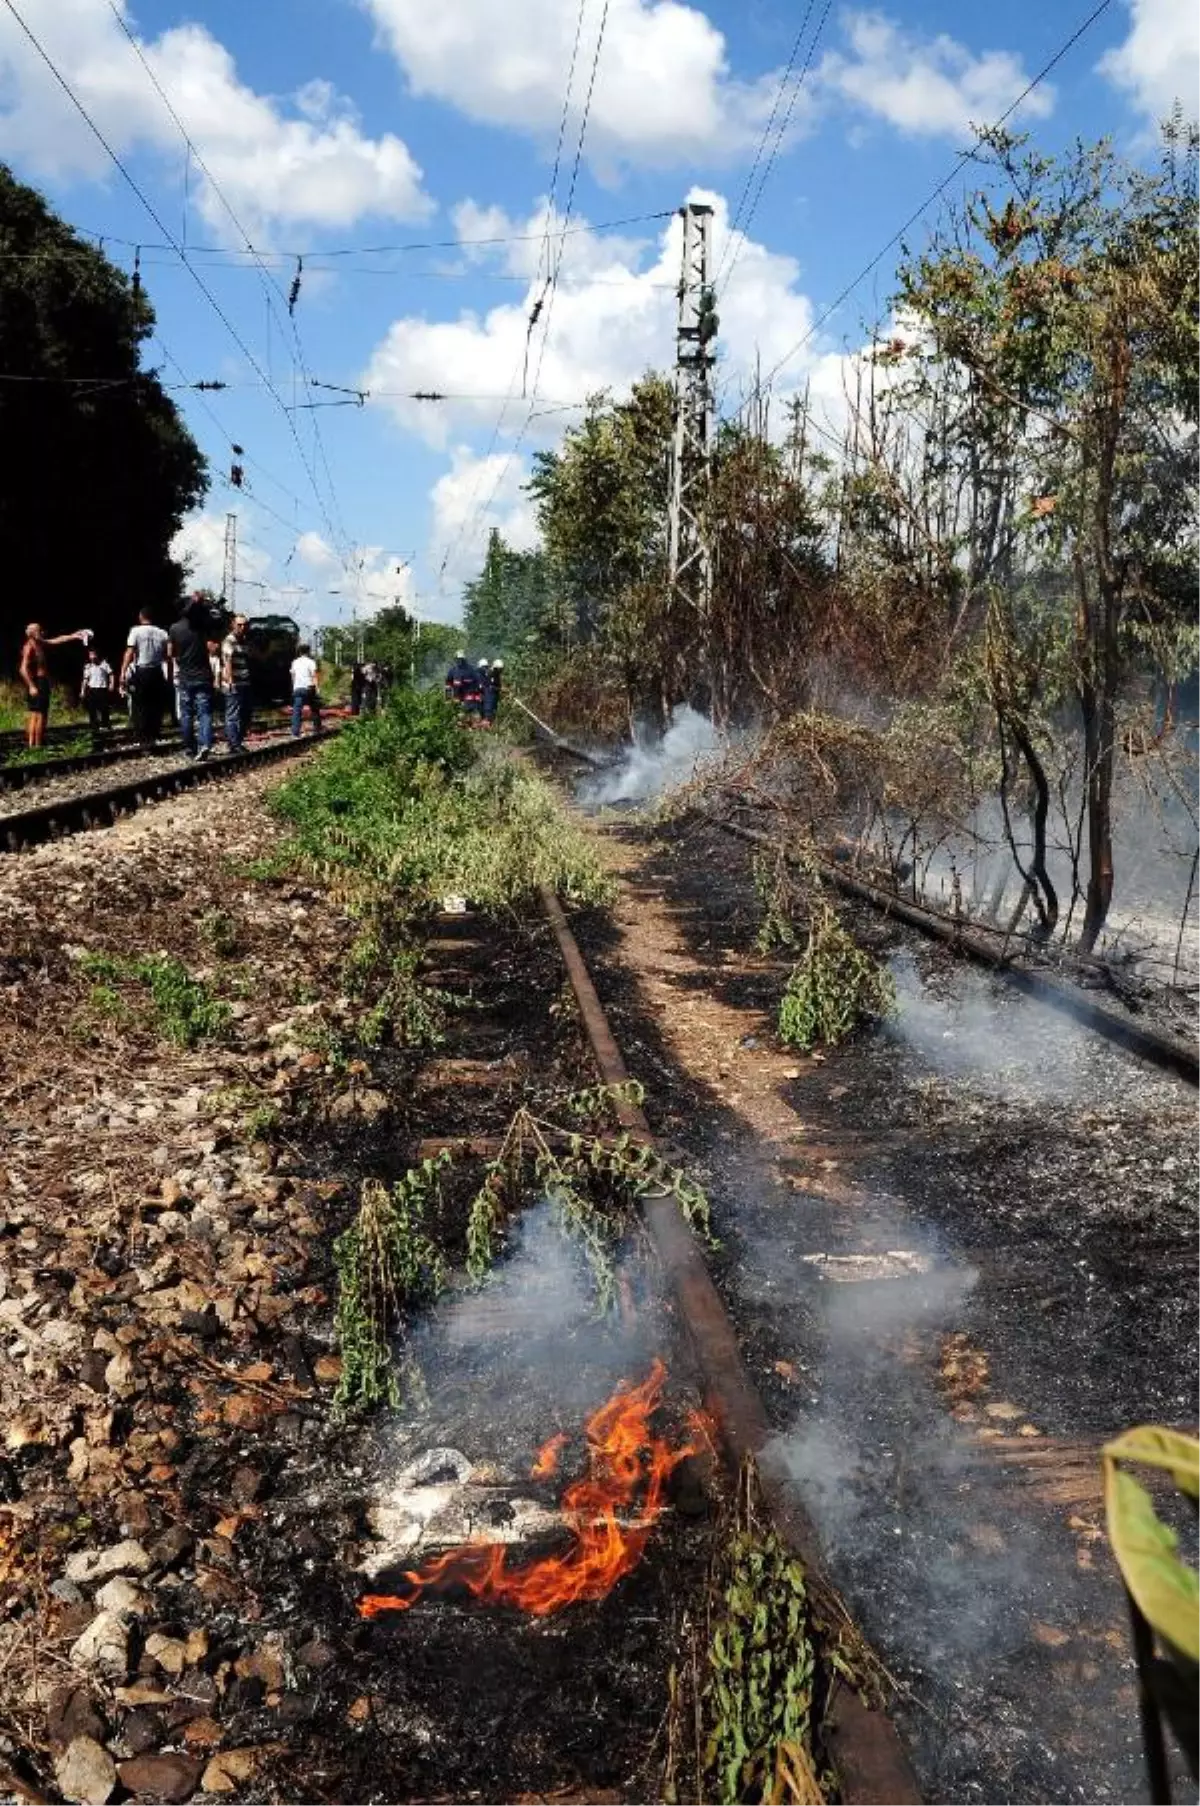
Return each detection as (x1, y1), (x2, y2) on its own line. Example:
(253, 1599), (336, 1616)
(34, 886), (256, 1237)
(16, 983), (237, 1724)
(221, 512), (238, 610)
(666, 202), (718, 629)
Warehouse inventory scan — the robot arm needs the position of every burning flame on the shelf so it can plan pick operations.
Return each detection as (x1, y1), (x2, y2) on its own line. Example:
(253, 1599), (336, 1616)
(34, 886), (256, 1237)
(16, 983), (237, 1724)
(360, 1359), (693, 1619)
(530, 1432), (569, 1480)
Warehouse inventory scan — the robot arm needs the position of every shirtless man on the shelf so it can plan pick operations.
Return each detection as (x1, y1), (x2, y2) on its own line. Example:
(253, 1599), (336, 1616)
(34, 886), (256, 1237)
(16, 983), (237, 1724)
(18, 623), (92, 749)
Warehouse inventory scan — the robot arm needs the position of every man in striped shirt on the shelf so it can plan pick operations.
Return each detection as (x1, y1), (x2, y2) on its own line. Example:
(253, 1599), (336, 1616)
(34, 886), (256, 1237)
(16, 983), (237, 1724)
(221, 614), (254, 754)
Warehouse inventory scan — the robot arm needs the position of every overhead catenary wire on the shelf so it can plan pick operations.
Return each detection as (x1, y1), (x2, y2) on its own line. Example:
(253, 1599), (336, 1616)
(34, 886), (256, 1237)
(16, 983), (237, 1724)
(435, 0), (611, 587)
(101, 0), (352, 566)
(713, 0), (821, 289)
(750, 0), (1117, 399)
(0, 0), (350, 575)
(30, 210), (677, 263)
(525, 0), (592, 396)
(445, 0), (613, 587)
(715, 0), (834, 298)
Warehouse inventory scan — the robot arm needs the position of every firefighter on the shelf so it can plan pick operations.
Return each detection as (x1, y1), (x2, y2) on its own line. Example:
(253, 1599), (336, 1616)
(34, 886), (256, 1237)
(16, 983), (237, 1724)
(462, 659), (485, 724)
(486, 658), (504, 724)
(445, 650), (475, 710)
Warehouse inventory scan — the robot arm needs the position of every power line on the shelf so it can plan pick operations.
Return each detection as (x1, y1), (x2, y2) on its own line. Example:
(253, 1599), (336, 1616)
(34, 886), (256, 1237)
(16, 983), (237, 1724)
(535, 0), (590, 297)
(102, 0), (352, 564)
(434, 0), (612, 587)
(753, 0), (1116, 397)
(716, 0), (834, 298)
(446, 0), (613, 583)
(47, 210), (677, 262)
(0, 0), (347, 569)
(714, 0), (820, 289)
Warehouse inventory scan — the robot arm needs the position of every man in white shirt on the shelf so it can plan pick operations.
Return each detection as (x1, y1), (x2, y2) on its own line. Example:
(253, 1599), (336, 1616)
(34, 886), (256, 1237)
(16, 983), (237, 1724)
(79, 647), (114, 746)
(290, 644), (321, 737)
(120, 609), (171, 745)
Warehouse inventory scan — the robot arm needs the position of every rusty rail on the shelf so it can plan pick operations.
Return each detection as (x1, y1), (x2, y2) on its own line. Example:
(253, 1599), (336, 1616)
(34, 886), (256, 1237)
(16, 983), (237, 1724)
(538, 884), (921, 1805)
(709, 813), (1198, 1087)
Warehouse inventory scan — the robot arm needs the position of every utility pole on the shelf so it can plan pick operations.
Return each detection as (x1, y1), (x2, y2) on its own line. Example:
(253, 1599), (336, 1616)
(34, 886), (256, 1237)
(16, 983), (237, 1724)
(221, 511), (237, 610)
(666, 202), (718, 633)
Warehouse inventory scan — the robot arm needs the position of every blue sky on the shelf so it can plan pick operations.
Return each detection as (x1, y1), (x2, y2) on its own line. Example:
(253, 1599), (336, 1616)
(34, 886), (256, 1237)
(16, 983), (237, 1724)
(0, 0), (1194, 630)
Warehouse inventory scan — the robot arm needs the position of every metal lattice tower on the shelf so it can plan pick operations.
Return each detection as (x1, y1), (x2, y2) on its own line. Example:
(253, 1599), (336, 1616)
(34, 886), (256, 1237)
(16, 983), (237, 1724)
(221, 511), (237, 608)
(666, 202), (717, 623)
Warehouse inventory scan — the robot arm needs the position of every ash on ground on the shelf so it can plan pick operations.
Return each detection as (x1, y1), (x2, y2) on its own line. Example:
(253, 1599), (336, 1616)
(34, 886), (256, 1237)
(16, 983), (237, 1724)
(570, 809), (1197, 1806)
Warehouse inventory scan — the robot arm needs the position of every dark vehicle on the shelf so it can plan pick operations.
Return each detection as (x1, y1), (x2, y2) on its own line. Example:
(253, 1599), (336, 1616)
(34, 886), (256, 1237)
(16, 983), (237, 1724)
(243, 614), (300, 705)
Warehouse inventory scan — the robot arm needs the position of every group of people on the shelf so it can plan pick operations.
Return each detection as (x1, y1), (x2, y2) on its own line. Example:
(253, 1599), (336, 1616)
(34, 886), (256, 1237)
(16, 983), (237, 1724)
(444, 651), (503, 725)
(18, 600), (324, 756)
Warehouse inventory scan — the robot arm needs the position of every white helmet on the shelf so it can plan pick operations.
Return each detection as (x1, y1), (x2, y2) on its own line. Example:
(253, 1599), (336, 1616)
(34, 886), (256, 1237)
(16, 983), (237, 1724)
(479, 657), (490, 668)
(492, 659), (504, 669)
(456, 648), (466, 658)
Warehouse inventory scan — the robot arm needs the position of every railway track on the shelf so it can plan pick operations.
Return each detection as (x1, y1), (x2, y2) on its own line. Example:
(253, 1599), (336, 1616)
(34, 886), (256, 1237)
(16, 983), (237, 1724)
(0, 736), (1189, 1805)
(0, 706), (299, 765)
(350, 883), (918, 1804)
(0, 726), (335, 851)
(558, 801), (1197, 1805)
(680, 804), (1200, 1085)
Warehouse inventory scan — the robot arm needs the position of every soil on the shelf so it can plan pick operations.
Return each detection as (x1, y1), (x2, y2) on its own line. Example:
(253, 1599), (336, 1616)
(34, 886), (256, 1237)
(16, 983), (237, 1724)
(566, 803), (1197, 1806)
(1, 745), (1194, 1806)
(0, 761), (712, 1806)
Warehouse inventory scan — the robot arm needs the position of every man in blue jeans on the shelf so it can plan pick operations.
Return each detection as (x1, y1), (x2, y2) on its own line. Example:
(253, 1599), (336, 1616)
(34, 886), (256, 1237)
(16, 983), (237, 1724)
(168, 597), (216, 760)
(290, 643), (321, 736)
(221, 613), (254, 753)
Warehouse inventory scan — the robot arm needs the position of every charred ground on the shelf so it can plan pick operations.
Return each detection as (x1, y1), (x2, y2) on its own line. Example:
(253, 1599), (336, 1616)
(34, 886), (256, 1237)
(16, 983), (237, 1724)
(566, 803), (1197, 1804)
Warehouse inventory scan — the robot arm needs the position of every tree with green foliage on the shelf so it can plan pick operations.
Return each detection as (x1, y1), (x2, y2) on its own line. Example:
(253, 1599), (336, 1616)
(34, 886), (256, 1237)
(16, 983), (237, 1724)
(322, 607), (461, 687)
(894, 121), (1199, 948)
(0, 165), (208, 671)
(529, 374), (674, 703)
(463, 529), (558, 659)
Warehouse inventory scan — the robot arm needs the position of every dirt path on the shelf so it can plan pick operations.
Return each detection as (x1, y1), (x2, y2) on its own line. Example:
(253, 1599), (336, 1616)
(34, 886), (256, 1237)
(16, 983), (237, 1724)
(572, 806), (1197, 1806)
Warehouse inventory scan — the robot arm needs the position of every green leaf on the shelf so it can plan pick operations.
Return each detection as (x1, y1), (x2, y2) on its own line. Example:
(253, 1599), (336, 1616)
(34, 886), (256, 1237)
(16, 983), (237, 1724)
(1103, 1426), (1200, 1499)
(1105, 1466), (1199, 1661)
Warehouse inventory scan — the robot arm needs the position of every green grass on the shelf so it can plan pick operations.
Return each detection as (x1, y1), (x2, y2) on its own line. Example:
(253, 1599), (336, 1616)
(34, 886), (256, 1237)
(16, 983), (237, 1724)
(76, 951), (231, 1047)
(271, 687), (613, 915)
(0, 680), (88, 734)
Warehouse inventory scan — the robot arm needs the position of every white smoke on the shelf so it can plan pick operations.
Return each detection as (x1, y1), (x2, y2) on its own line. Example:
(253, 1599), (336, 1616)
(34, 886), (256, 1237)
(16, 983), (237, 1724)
(581, 705), (726, 806)
(886, 949), (1105, 1103)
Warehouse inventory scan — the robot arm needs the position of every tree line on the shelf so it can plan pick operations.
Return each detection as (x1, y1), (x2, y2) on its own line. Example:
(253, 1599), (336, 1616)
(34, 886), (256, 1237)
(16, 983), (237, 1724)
(464, 123), (1198, 951)
(0, 164), (207, 669)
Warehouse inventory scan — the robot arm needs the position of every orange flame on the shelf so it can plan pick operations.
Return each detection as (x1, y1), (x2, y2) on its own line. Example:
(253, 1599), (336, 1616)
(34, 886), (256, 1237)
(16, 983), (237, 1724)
(530, 1431), (569, 1480)
(360, 1360), (692, 1619)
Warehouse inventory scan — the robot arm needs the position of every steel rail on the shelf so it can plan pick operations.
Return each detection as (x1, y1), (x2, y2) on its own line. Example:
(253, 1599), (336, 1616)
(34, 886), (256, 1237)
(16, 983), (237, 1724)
(538, 883), (921, 1805)
(710, 812), (1199, 1086)
(0, 737), (187, 794)
(0, 721), (309, 794)
(1, 729), (336, 852)
(0, 724), (133, 758)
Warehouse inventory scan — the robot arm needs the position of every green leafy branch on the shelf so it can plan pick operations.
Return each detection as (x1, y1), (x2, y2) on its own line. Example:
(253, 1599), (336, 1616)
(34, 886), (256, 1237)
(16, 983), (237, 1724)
(778, 900), (894, 1052)
(332, 1159), (450, 1417)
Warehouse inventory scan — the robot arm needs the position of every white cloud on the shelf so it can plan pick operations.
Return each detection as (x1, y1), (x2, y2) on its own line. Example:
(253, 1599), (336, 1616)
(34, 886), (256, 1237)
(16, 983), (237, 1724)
(1099, 0), (1199, 124)
(294, 530), (342, 575)
(362, 0), (791, 164)
(428, 446), (540, 589)
(172, 509), (272, 595)
(817, 12), (1054, 138)
(171, 515), (420, 627)
(365, 192), (875, 585)
(363, 191), (821, 450)
(363, 0), (1052, 163)
(0, 0), (431, 235)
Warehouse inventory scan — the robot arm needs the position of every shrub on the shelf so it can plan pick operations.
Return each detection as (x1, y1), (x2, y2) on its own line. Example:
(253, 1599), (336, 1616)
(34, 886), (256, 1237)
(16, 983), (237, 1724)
(778, 902), (894, 1051)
